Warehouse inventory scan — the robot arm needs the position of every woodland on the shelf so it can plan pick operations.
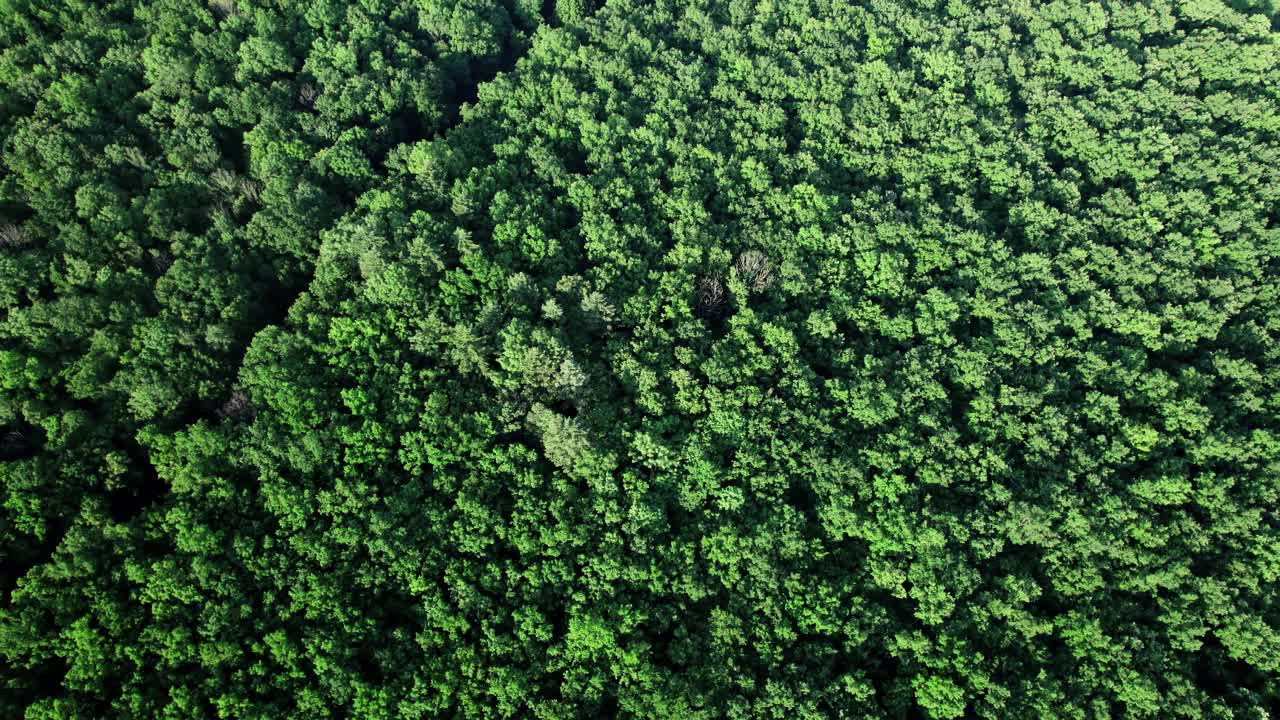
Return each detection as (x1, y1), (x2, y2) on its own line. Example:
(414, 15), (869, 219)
(1, 0), (1279, 717)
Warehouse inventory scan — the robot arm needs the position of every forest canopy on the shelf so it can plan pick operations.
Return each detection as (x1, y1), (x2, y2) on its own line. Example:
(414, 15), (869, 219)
(2, 0), (1279, 718)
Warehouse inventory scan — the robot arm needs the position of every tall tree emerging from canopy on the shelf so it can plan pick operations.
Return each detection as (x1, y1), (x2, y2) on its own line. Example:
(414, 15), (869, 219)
(2, 0), (1279, 718)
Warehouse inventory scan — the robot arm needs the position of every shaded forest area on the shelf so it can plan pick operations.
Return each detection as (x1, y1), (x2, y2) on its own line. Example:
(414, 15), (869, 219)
(2, 0), (1279, 718)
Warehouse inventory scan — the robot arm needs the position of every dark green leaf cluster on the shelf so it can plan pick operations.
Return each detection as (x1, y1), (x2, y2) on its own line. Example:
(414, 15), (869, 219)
(2, 0), (1279, 718)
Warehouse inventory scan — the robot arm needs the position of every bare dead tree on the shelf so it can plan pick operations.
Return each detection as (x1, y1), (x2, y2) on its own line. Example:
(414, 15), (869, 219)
(734, 250), (774, 292)
(0, 224), (30, 249)
(209, 0), (238, 18)
(298, 82), (318, 108)
(694, 275), (726, 318)
(217, 391), (255, 421)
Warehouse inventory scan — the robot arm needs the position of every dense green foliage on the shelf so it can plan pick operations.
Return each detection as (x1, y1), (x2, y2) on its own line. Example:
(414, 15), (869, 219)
(3, 0), (1279, 717)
